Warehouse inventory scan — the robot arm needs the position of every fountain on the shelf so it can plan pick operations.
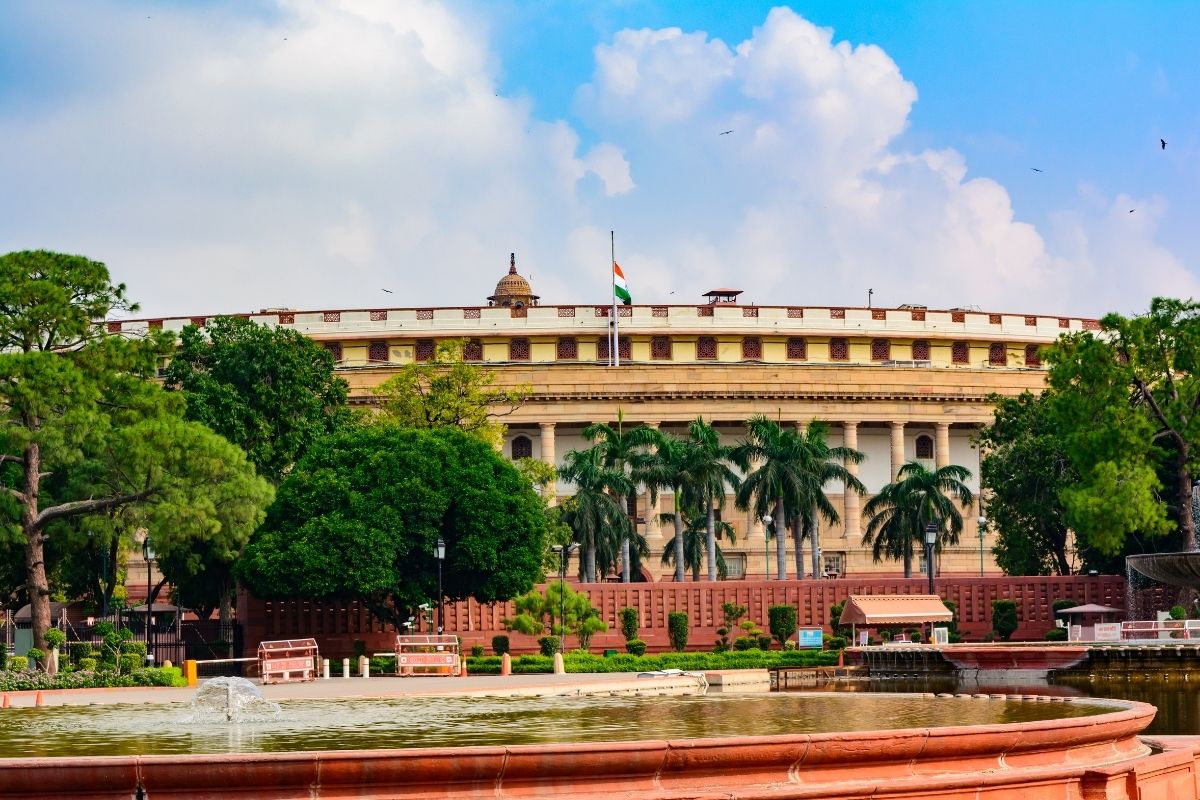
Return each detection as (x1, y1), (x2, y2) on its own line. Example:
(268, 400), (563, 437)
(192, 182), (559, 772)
(186, 676), (280, 723)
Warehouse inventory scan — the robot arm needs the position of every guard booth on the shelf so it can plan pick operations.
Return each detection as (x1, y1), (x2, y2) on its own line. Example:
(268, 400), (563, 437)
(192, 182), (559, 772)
(395, 634), (461, 677)
(258, 638), (319, 684)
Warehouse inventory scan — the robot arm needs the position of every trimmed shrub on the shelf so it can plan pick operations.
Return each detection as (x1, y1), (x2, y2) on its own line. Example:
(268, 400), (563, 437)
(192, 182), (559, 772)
(68, 642), (91, 664)
(626, 639), (647, 656)
(462, 649), (839, 676)
(43, 628), (66, 651)
(537, 636), (560, 657)
(824, 635), (847, 651)
(25, 648), (44, 669)
(732, 636), (757, 651)
(77, 658), (98, 672)
(7, 656), (29, 672)
(714, 602), (747, 652)
(757, 635), (773, 651)
(667, 612), (689, 652)
(491, 635), (510, 656)
(369, 655), (397, 674)
(992, 599), (1019, 641)
(0, 647), (6, 671)
(1170, 605), (1188, 620)
(1044, 627), (1068, 642)
(121, 640), (148, 657)
(470, 645), (484, 658)
(768, 605), (798, 647)
(619, 607), (639, 642)
(119, 654), (141, 673)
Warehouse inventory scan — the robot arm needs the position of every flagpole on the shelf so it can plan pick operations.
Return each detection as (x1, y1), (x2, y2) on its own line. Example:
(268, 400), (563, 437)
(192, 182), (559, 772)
(611, 230), (619, 368)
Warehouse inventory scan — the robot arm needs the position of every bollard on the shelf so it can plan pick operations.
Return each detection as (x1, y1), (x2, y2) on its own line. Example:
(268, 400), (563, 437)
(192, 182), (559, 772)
(837, 650), (844, 668)
(500, 653), (511, 676)
(1, 694), (8, 709)
(183, 659), (198, 687)
(552, 652), (565, 675)
(34, 691), (43, 707)
(323, 659), (330, 680)
(342, 658), (350, 679)
(359, 655), (370, 678)
(460, 657), (468, 677)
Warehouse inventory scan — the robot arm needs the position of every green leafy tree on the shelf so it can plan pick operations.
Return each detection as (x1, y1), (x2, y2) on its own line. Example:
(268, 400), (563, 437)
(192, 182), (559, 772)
(991, 599), (1019, 641)
(788, 421), (865, 580)
(658, 508), (734, 580)
(558, 447), (636, 582)
(732, 417), (808, 579)
(978, 392), (1076, 575)
(862, 461), (974, 577)
(581, 412), (659, 582)
(0, 250), (272, 651)
(635, 430), (700, 582)
(679, 418), (741, 582)
(377, 339), (529, 450)
(1044, 298), (1199, 554)
(163, 315), (351, 484)
(768, 604), (798, 647)
(504, 583), (609, 651)
(236, 425), (546, 627)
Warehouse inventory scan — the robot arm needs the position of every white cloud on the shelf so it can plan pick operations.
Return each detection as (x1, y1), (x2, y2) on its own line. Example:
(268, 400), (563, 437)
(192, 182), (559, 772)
(0, 2), (1191, 318)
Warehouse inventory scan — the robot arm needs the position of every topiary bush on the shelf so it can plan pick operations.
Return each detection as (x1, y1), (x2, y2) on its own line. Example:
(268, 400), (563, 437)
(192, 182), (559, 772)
(1044, 627), (1068, 641)
(69, 642), (91, 664)
(667, 612), (689, 652)
(768, 605), (798, 647)
(77, 657), (98, 672)
(43, 628), (66, 652)
(714, 602), (747, 652)
(121, 640), (148, 657)
(25, 648), (44, 670)
(626, 639), (647, 656)
(824, 635), (847, 651)
(470, 645), (484, 658)
(491, 635), (510, 656)
(619, 607), (639, 642)
(1170, 605), (1188, 620)
(991, 599), (1019, 641)
(7, 657), (29, 672)
(119, 654), (141, 673)
(537, 635), (560, 657)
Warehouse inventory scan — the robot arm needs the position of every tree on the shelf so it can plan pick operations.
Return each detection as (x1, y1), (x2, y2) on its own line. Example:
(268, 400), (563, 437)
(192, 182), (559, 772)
(1044, 298), (1199, 554)
(658, 507), (734, 580)
(236, 425), (546, 627)
(732, 417), (806, 579)
(377, 339), (529, 449)
(505, 583), (609, 651)
(580, 412), (658, 582)
(163, 315), (351, 484)
(788, 421), (865, 580)
(635, 431), (700, 582)
(978, 392), (1076, 575)
(0, 250), (273, 651)
(679, 418), (741, 581)
(557, 447), (637, 582)
(862, 461), (975, 577)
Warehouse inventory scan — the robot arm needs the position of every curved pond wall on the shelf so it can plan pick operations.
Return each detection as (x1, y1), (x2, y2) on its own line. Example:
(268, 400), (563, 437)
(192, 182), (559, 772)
(0, 698), (1196, 799)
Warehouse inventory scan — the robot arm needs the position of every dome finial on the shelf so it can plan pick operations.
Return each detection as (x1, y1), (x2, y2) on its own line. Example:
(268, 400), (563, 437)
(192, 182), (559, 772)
(509, 252), (516, 274)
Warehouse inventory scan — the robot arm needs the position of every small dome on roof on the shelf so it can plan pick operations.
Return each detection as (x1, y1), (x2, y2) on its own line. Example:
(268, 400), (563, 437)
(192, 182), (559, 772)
(488, 253), (539, 307)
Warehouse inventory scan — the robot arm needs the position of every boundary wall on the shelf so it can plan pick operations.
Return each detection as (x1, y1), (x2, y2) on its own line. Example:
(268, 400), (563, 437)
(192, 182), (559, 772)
(239, 575), (1125, 659)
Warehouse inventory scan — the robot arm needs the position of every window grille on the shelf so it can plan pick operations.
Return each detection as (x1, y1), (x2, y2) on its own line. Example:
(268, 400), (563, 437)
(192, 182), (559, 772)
(415, 339), (435, 362)
(912, 340), (930, 360)
(786, 337), (807, 360)
(509, 338), (531, 361)
(742, 337), (762, 360)
(651, 336), (672, 360)
(829, 338), (849, 361)
(697, 336), (717, 360)
(368, 341), (389, 362)
(871, 339), (890, 361)
(951, 341), (969, 364)
(556, 337), (578, 360)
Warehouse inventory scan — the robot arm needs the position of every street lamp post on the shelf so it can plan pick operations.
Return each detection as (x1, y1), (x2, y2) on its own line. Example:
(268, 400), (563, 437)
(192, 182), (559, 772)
(923, 523), (937, 596)
(551, 544), (578, 654)
(434, 537), (446, 634)
(977, 516), (987, 577)
(762, 514), (773, 580)
(142, 537), (155, 665)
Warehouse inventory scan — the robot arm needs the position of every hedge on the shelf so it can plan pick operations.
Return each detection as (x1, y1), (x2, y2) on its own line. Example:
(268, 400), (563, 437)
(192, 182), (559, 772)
(0, 666), (187, 692)
(464, 649), (838, 675)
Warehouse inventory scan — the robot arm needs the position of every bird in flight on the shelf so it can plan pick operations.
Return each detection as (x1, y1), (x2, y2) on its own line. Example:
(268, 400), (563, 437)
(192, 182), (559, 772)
(1129, 209), (1135, 214)
(1030, 167), (1043, 173)
(1161, 139), (1167, 150)
(719, 130), (734, 135)
(381, 288), (393, 293)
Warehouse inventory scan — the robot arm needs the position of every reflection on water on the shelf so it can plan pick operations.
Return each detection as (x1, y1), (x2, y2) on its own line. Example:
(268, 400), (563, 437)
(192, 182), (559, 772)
(807, 676), (1195, 736)
(0, 692), (1110, 758)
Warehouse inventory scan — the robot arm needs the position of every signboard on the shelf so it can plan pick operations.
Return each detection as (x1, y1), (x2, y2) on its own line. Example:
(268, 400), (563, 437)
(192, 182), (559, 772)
(858, 631), (869, 647)
(797, 627), (824, 650)
(262, 657), (313, 673)
(1093, 622), (1121, 642)
(931, 627), (949, 645)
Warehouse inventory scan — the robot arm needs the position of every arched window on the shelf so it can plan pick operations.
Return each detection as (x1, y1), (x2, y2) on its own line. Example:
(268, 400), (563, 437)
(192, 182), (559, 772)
(911, 340), (930, 361)
(988, 343), (1006, 365)
(871, 338), (890, 361)
(696, 336), (717, 360)
(741, 337), (762, 360)
(951, 341), (969, 364)
(511, 436), (533, 460)
(1025, 344), (1042, 367)
(915, 434), (934, 460)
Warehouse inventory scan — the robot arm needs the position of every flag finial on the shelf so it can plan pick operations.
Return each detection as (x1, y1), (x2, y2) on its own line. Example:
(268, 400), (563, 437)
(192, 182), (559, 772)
(509, 252), (516, 274)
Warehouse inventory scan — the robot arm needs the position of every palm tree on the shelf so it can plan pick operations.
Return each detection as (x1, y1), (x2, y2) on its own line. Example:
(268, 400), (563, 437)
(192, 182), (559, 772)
(862, 461), (975, 577)
(581, 412), (658, 582)
(635, 430), (699, 582)
(732, 416), (803, 579)
(558, 447), (633, 582)
(680, 418), (741, 581)
(790, 421), (866, 580)
(659, 508), (735, 580)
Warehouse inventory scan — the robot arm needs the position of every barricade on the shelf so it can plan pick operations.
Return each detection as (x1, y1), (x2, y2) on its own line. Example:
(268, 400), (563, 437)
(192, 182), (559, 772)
(1121, 619), (1200, 640)
(394, 634), (460, 677)
(257, 638), (319, 684)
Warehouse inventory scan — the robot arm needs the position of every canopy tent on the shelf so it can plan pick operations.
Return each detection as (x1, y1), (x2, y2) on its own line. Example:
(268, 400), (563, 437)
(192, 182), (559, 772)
(838, 594), (952, 631)
(1055, 604), (1123, 615)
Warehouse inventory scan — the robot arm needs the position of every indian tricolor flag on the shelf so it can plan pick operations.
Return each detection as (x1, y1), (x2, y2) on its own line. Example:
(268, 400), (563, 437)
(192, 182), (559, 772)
(613, 262), (632, 305)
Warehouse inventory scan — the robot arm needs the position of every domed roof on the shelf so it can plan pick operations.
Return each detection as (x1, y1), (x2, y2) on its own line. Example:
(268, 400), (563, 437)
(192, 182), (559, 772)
(488, 253), (539, 306)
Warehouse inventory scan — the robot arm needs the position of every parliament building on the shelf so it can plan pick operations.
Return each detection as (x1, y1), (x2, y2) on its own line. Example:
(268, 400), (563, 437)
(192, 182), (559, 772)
(118, 255), (1093, 581)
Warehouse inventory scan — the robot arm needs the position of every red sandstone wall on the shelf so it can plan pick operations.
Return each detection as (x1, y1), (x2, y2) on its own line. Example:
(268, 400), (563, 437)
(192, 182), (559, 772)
(238, 575), (1125, 659)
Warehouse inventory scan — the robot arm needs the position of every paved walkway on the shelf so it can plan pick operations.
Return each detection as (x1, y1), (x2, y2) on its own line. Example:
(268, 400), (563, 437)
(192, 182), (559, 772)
(1, 671), (713, 708)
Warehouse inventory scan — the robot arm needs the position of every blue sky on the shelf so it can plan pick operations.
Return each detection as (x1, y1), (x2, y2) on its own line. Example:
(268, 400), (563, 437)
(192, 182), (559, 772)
(0, 1), (1196, 316)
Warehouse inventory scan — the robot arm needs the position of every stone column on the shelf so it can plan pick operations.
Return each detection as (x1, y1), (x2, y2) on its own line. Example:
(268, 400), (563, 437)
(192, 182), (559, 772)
(935, 421), (951, 468)
(890, 421), (906, 479)
(842, 421), (860, 540)
(539, 422), (557, 506)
